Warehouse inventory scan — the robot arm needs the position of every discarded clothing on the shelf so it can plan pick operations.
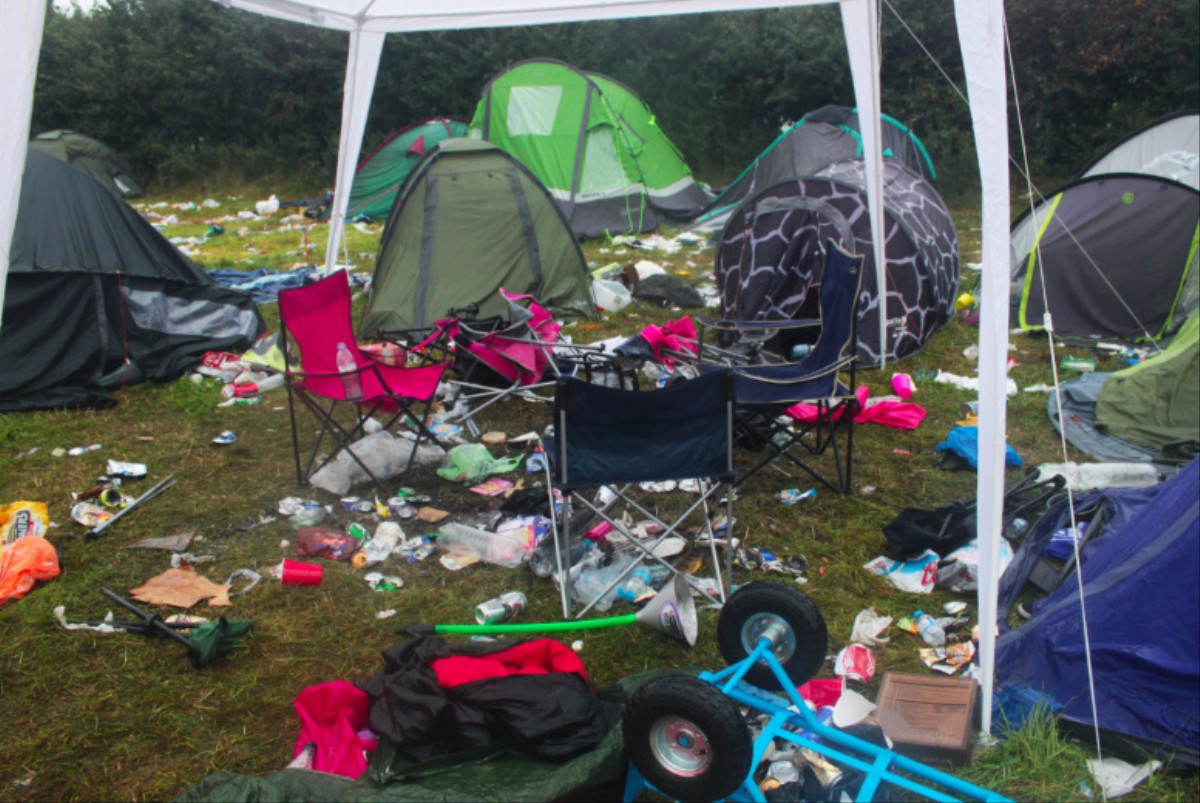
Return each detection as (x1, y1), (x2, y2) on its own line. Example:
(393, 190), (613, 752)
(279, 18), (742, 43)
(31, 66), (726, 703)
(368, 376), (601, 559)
(360, 635), (621, 763)
(787, 386), (926, 430)
(293, 680), (377, 779)
(207, 266), (318, 303)
(935, 425), (1022, 470)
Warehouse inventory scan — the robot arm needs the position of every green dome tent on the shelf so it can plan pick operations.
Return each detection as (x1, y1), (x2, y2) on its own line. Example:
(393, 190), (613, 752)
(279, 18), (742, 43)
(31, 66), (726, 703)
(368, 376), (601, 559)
(469, 58), (710, 239)
(359, 139), (597, 336)
(29, 129), (143, 199)
(346, 118), (468, 221)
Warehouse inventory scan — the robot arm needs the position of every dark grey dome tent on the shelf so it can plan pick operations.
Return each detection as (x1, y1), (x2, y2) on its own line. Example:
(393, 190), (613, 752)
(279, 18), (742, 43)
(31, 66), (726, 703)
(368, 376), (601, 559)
(715, 158), (959, 367)
(29, 129), (144, 199)
(1011, 110), (1200, 343)
(694, 105), (935, 234)
(0, 149), (265, 412)
(359, 138), (597, 336)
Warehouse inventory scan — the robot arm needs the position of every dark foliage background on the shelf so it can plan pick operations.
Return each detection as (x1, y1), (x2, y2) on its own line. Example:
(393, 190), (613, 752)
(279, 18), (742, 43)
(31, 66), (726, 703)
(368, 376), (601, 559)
(33, 0), (1200, 196)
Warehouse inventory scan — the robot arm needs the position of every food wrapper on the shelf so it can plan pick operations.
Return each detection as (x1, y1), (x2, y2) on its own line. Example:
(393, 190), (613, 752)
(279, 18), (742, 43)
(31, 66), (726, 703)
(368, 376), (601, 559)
(919, 640), (976, 675)
(1, 501), (49, 544)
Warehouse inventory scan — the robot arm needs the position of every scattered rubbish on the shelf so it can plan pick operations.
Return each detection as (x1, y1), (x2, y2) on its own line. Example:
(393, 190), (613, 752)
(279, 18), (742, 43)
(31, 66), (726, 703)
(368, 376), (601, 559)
(775, 488), (816, 505)
(436, 522), (528, 568)
(67, 444), (103, 457)
(833, 643), (876, 683)
(61, 588), (251, 667)
(224, 569), (262, 597)
(1, 501), (49, 541)
(376, 609), (397, 620)
(437, 443), (523, 485)
(934, 426), (1023, 471)
(399, 536), (436, 563)
(72, 501), (112, 525)
(1033, 461), (1161, 491)
(0, 534), (60, 605)
(474, 591), (527, 624)
(130, 568), (232, 608)
(863, 549), (939, 594)
(1087, 757), (1162, 799)
(919, 641), (976, 675)
(415, 506), (449, 524)
(860, 485), (877, 495)
(936, 538), (1013, 592)
(912, 609), (946, 646)
(171, 552), (216, 569)
(364, 572), (403, 592)
(469, 477), (514, 497)
(893, 448), (911, 455)
(1023, 383), (1055, 393)
(943, 600), (968, 615)
(339, 496), (374, 514)
(571, 639), (584, 652)
(352, 522), (405, 569)
(278, 497), (323, 517)
(105, 460), (147, 478)
(1060, 356), (1097, 373)
(831, 687), (877, 728)
(295, 527), (358, 561)
(82, 473), (177, 541)
(480, 431), (507, 446)
(212, 431), (237, 445)
(930, 370), (1018, 396)
(272, 559), (324, 586)
(891, 372), (916, 399)
(849, 607), (893, 646)
(255, 194), (280, 215)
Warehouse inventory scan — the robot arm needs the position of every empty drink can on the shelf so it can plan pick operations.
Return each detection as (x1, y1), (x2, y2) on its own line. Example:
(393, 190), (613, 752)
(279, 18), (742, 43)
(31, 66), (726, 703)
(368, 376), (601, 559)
(474, 591), (527, 624)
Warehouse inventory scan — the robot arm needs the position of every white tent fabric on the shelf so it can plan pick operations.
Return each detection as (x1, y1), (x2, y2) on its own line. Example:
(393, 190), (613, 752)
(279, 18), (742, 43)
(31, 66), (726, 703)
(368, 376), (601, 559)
(0, 0), (1012, 733)
(0, 0), (46, 334)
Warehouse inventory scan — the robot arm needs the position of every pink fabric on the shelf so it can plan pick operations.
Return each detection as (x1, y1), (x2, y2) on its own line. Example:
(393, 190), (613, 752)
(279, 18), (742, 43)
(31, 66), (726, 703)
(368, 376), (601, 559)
(640, 316), (699, 365)
(293, 680), (377, 779)
(797, 678), (844, 709)
(467, 290), (562, 385)
(786, 386), (927, 430)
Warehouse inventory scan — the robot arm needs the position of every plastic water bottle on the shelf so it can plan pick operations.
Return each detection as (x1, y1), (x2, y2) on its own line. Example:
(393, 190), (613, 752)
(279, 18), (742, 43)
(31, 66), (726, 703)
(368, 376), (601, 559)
(913, 610), (946, 646)
(615, 567), (655, 603)
(335, 341), (363, 401)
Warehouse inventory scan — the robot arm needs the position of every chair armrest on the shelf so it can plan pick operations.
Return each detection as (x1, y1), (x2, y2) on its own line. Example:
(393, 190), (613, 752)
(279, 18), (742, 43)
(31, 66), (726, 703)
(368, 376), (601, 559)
(695, 315), (822, 332)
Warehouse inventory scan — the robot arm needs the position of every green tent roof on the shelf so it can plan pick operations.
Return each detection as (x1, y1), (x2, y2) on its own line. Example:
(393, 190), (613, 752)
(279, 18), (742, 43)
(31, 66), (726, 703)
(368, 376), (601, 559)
(347, 118), (468, 221)
(470, 58), (710, 238)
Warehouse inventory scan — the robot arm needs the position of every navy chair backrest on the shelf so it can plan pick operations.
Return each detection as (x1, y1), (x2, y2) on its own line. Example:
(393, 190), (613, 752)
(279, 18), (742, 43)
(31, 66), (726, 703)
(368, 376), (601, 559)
(552, 369), (735, 488)
(801, 239), (864, 371)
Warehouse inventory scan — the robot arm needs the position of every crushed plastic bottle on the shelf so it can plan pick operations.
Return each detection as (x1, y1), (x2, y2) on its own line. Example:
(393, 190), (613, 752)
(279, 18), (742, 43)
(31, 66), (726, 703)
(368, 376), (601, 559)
(913, 610), (946, 647)
(615, 566), (671, 604)
(570, 553), (634, 612)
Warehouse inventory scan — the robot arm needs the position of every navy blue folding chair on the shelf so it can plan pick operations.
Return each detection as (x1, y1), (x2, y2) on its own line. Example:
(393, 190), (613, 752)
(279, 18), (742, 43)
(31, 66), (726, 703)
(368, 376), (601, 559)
(542, 369), (737, 619)
(703, 239), (865, 493)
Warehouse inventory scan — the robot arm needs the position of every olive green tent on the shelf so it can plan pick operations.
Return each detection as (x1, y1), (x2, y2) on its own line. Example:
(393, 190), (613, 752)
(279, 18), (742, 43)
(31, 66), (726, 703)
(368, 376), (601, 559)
(1096, 308), (1199, 456)
(29, 130), (143, 199)
(359, 138), (597, 336)
(470, 58), (710, 239)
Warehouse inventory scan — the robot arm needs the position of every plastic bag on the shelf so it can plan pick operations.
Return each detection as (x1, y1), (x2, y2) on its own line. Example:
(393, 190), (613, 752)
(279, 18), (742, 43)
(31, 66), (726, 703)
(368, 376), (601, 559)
(0, 535), (61, 605)
(436, 444), (523, 485)
(295, 527), (357, 561)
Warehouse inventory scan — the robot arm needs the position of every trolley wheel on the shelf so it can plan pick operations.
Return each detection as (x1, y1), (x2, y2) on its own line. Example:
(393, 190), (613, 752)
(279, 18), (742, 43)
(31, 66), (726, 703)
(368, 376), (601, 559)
(716, 580), (828, 690)
(623, 675), (752, 802)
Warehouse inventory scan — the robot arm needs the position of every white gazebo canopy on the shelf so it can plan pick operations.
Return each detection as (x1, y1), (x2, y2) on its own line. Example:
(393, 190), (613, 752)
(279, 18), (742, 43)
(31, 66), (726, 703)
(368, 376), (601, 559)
(0, 0), (1012, 732)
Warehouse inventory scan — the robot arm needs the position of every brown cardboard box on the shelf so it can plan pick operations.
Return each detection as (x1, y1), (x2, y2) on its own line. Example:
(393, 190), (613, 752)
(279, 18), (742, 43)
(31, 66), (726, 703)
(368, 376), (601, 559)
(875, 672), (980, 766)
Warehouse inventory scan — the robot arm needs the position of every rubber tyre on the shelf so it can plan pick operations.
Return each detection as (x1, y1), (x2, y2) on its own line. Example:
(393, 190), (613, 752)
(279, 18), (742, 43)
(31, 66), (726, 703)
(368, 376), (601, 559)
(716, 580), (828, 690)
(623, 675), (752, 802)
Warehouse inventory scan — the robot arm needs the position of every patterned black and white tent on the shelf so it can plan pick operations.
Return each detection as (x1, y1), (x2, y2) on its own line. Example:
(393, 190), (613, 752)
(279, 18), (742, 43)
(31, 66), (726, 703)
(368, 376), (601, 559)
(715, 158), (960, 367)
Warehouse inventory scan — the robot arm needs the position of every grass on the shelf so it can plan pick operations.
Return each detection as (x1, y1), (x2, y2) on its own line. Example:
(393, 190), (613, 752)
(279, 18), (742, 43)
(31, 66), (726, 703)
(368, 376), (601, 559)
(0, 191), (1193, 802)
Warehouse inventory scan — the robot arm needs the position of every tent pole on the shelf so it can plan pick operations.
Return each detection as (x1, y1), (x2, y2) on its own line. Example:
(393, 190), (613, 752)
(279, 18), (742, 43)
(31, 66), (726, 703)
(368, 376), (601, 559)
(841, 0), (888, 368)
(0, 1), (46, 337)
(323, 27), (385, 275)
(954, 0), (1010, 736)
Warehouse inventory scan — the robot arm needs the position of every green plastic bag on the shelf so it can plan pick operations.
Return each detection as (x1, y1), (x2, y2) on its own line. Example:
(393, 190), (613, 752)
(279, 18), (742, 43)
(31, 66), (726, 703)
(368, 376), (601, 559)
(436, 444), (523, 484)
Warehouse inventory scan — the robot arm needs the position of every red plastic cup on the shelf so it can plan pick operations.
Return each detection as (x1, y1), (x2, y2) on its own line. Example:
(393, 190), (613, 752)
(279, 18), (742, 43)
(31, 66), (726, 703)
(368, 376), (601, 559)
(279, 559), (323, 586)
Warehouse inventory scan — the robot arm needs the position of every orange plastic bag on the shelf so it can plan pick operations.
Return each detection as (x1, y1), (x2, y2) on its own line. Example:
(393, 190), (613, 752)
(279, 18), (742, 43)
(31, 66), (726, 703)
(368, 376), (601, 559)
(0, 536), (61, 605)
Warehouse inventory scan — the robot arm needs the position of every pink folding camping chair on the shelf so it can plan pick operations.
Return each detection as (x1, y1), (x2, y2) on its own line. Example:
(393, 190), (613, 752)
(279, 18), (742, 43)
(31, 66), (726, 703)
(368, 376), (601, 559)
(442, 290), (635, 436)
(279, 270), (451, 494)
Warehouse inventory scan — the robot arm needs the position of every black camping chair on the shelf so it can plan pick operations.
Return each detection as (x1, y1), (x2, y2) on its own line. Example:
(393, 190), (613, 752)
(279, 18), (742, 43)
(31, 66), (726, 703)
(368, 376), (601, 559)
(699, 239), (865, 493)
(541, 369), (737, 619)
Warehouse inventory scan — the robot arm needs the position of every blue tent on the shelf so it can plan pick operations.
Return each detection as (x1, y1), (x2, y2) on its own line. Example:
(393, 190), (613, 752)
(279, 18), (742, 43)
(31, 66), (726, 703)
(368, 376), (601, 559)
(994, 458), (1200, 763)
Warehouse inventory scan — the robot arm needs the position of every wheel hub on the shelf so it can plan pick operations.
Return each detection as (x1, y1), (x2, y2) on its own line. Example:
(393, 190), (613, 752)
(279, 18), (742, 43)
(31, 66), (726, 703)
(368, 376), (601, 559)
(649, 716), (712, 777)
(740, 612), (796, 664)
